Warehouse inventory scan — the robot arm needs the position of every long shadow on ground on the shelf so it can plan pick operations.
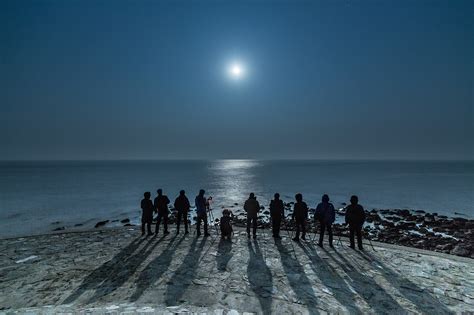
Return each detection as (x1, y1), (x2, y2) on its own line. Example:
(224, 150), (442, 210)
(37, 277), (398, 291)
(129, 234), (184, 302)
(63, 235), (162, 304)
(274, 238), (320, 315)
(355, 249), (455, 314)
(296, 242), (363, 314)
(164, 237), (208, 306)
(247, 239), (273, 314)
(217, 238), (232, 271)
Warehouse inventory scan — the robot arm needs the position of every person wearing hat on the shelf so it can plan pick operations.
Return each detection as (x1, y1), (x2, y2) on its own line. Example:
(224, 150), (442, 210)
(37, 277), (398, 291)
(316, 194), (336, 247)
(154, 189), (170, 235)
(244, 193), (260, 239)
(345, 195), (366, 250)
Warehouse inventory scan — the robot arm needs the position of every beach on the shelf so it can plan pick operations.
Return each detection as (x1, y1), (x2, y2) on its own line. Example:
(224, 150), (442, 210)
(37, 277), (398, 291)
(1, 226), (473, 314)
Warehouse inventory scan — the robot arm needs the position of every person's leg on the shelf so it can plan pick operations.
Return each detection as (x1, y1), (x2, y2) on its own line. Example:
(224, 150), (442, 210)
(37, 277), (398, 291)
(349, 225), (355, 248)
(155, 214), (161, 234)
(252, 217), (257, 237)
(141, 217), (145, 235)
(301, 219), (306, 239)
(294, 219), (300, 240)
(184, 211), (189, 233)
(204, 213), (209, 235)
(318, 222), (326, 245)
(247, 216), (251, 236)
(176, 211), (182, 233)
(163, 214), (169, 233)
(147, 221), (152, 235)
(357, 226), (363, 249)
(275, 217), (281, 237)
(196, 213), (202, 236)
(271, 217), (276, 236)
(328, 224), (333, 247)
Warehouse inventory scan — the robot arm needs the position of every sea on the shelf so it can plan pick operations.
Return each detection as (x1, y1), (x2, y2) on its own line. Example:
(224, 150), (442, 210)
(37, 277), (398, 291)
(0, 160), (473, 239)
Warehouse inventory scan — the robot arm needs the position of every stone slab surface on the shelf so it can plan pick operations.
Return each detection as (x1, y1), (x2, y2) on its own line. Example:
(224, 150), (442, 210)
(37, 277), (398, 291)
(0, 227), (473, 314)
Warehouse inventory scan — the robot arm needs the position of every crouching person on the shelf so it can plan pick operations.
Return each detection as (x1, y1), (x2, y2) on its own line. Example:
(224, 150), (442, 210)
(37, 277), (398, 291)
(220, 209), (233, 240)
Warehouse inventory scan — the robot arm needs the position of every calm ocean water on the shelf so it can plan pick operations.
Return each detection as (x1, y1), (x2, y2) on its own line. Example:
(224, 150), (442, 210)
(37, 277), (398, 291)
(0, 160), (473, 238)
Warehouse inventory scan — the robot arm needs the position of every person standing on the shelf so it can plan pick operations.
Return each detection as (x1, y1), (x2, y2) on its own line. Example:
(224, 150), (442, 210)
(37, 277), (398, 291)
(174, 190), (190, 234)
(141, 192), (154, 236)
(195, 189), (210, 237)
(292, 193), (308, 241)
(244, 193), (260, 239)
(270, 193), (284, 238)
(316, 194), (336, 247)
(154, 189), (170, 235)
(345, 195), (366, 250)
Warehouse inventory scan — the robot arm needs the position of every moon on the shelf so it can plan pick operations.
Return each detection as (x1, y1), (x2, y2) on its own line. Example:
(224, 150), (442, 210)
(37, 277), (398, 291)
(228, 62), (245, 79)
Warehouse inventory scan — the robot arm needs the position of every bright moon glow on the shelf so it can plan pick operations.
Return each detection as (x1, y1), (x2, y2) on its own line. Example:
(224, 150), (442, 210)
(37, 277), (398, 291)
(228, 62), (245, 79)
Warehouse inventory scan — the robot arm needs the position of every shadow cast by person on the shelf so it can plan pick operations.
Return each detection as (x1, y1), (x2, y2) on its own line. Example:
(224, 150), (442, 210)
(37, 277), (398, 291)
(247, 239), (273, 314)
(129, 234), (184, 302)
(296, 242), (363, 314)
(320, 245), (408, 314)
(274, 238), (320, 314)
(63, 236), (161, 304)
(355, 249), (454, 314)
(164, 237), (208, 306)
(217, 238), (232, 271)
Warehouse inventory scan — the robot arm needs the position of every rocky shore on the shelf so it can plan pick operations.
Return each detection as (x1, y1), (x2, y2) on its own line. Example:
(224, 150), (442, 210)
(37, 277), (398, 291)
(1, 226), (473, 313)
(47, 203), (474, 260)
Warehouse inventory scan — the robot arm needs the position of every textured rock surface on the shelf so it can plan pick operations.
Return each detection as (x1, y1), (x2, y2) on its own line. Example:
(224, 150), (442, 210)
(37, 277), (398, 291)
(1, 226), (473, 314)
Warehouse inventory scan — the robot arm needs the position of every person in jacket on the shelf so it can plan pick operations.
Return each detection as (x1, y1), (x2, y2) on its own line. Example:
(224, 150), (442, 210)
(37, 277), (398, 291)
(195, 189), (210, 237)
(345, 195), (366, 250)
(292, 193), (308, 241)
(174, 190), (190, 234)
(315, 194), (336, 247)
(270, 193), (284, 238)
(141, 192), (154, 236)
(220, 209), (233, 240)
(154, 189), (170, 235)
(244, 193), (260, 239)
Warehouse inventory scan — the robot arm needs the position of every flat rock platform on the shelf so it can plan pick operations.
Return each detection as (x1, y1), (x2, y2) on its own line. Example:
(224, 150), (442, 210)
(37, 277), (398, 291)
(1, 226), (473, 314)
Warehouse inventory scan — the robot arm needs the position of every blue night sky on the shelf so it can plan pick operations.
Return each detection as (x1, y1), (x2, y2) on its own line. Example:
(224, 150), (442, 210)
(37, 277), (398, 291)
(1, 0), (472, 160)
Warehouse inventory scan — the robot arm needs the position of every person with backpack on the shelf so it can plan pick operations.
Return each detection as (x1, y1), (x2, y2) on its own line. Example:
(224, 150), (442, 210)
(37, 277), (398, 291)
(195, 189), (210, 237)
(154, 189), (170, 235)
(270, 193), (284, 238)
(174, 190), (190, 234)
(141, 192), (154, 236)
(220, 209), (233, 240)
(292, 193), (308, 241)
(315, 194), (336, 247)
(244, 193), (260, 239)
(345, 195), (366, 250)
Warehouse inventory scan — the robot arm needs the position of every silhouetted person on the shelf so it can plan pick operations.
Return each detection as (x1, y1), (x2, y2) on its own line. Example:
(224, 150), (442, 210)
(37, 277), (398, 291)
(140, 192), (154, 236)
(174, 190), (190, 234)
(244, 193), (260, 239)
(154, 189), (170, 235)
(195, 189), (210, 236)
(345, 195), (366, 250)
(220, 209), (233, 240)
(292, 193), (308, 241)
(316, 194), (336, 247)
(270, 193), (284, 238)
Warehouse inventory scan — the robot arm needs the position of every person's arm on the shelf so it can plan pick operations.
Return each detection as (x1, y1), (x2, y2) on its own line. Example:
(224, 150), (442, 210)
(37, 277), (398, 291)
(256, 201), (260, 213)
(185, 198), (190, 211)
(361, 205), (366, 224)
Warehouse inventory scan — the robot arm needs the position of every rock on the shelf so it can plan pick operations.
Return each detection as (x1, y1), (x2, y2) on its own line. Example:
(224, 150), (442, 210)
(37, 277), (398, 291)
(451, 244), (471, 257)
(53, 227), (65, 231)
(120, 218), (130, 224)
(94, 220), (109, 228)
(124, 223), (134, 227)
(74, 223), (83, 227)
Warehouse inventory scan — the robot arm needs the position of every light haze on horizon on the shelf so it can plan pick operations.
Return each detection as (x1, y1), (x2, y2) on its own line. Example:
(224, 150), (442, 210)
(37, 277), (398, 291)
(1, 0), (473, 160)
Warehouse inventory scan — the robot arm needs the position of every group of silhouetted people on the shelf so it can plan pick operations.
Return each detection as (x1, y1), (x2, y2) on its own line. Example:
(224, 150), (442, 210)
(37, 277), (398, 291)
(141, 189), (367, 250)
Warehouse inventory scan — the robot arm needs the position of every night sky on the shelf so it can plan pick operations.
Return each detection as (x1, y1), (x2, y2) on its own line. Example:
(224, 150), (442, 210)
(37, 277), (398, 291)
(1, 0), (472, 160)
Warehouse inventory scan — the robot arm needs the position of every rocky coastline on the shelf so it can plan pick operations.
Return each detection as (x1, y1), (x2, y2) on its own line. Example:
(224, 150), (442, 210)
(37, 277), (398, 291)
(46, 203), (474, 260)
